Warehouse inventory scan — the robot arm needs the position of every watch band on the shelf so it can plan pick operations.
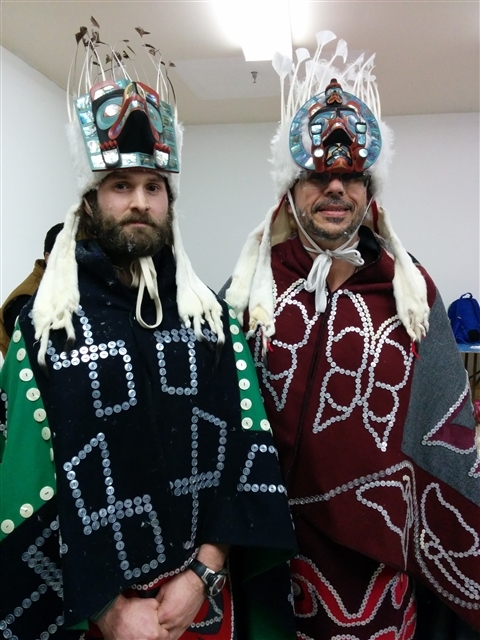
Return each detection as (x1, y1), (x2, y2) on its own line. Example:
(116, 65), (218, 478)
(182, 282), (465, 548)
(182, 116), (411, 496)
(188, 558), (227, 597)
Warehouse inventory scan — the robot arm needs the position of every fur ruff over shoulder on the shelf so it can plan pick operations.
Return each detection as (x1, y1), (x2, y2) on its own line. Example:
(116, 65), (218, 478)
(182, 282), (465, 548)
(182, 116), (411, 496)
(33, 205), (80, 366)
(226, 202), (430, 349)
(33, 123), (223, 362)
(172, 215), (225, 345)
(33, 199), (225, 364)
(374, 206), (429, 341)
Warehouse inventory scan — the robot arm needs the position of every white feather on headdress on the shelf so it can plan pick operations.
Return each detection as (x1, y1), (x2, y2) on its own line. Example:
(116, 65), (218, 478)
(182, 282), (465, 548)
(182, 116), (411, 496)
(65, 24), (183, 201)
(270, 32), (392, 201)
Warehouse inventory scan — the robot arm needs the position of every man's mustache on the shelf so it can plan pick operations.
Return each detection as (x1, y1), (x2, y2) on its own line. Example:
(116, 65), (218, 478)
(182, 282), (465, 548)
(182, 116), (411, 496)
(121, 213), (158, 227)
(313, 198), (354, 213)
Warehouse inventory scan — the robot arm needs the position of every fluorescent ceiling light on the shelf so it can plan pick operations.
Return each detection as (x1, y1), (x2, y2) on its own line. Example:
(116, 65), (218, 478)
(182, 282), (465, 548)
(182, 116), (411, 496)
(214, 0), (292, 62)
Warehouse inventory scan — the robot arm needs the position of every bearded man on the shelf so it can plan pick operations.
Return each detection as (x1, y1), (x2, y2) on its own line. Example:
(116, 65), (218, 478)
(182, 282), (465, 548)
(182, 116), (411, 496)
(0, 29), (295, 640)
(81, 170), (173, 262)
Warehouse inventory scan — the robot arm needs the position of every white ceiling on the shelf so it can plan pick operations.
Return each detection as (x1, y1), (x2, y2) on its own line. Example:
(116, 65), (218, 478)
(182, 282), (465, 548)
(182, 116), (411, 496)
(1, 0), (478, 125)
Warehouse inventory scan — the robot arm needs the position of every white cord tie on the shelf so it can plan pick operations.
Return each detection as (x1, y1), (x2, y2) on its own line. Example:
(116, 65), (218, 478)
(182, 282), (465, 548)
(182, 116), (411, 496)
(304, 238), (364, 312)
(287, 190), (365, 313)
(130, 257), (163, 329)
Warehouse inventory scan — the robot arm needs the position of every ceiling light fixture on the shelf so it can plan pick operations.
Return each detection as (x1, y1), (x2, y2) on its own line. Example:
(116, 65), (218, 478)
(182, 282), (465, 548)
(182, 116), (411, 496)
(213, 0), (292, 62)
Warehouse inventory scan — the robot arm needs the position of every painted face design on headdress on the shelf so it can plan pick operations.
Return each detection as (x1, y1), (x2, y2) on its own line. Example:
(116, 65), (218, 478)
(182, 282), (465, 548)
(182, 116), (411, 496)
(75, 78), (179, 173)
(289, 78), (381, 174)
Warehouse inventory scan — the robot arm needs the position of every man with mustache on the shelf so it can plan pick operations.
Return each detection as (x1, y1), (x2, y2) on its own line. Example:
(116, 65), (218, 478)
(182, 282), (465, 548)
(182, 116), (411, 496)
(225, 34), (480, 639)
(0, 29), (296, 640)
(285, 170), (370, 296)
(80, 169), (174, 280)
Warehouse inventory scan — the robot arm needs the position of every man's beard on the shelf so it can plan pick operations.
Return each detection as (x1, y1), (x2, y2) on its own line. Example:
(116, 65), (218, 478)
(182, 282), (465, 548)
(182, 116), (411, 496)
(297, 198), (366, 244)
(89, 203), (174, 261)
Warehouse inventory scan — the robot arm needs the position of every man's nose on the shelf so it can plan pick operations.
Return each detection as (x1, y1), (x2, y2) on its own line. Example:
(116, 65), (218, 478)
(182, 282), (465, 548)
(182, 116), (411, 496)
(130, 187), (149, 211)
(324, 177), (346, 195)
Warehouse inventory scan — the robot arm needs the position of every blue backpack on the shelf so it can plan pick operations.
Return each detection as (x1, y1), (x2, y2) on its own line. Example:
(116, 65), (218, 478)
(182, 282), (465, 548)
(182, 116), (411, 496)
(447, 292), (480, 344)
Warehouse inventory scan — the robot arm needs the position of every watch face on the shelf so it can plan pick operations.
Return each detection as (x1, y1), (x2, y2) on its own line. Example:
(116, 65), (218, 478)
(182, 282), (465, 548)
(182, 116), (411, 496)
(208, 573), (227, 597)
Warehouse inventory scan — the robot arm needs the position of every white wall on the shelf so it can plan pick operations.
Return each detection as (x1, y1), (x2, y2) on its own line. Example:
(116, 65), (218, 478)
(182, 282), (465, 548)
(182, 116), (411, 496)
(382, 113), (479, 307)
(176, 122), (278, 294)
(1, 47), (479, 317)
(0, 46), (77, 305)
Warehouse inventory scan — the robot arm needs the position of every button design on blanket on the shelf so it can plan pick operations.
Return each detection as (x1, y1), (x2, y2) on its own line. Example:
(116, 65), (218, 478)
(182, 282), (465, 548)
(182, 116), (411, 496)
(16, 347), (26, 361)
(239, 378), (250, 390)
(241, 399), (252, 410)
(50, 448), (54, 461)
(230, 324), (239, 335)
(19, 368), (33, 382)
(40, 486), (54, 501)
(41, 427), (51, 441)
(233, 342), (243, 352)
(1, 519), (14, 534)
(27, 388), (41, 402)
(242, 417), (253, 429)
(34, 408), (47, 423)
(20, 504), (34, 518)
(12, 330), (21, 343)
(229, 308), (236, 319)
(236, 359), (247, 371)
(260, 419), (271, 431)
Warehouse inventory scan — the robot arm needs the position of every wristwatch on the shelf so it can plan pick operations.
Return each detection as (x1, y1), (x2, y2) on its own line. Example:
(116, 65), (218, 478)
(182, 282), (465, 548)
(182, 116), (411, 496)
(188, 558), (227, 597)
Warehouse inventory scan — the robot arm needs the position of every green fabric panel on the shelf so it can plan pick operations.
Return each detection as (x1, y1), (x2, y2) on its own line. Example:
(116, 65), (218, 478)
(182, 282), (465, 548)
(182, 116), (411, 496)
(68, 620), (89, 631)
(0, 326), (56, 541)
(247, 600), (294, 640)
(230, 548), (295, 640)
(227, 306), (272, 434)
(243, 548), (292, 582)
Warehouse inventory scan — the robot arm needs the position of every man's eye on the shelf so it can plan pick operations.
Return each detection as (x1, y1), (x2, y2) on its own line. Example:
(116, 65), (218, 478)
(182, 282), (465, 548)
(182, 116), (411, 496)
(310, 175), (328, 185)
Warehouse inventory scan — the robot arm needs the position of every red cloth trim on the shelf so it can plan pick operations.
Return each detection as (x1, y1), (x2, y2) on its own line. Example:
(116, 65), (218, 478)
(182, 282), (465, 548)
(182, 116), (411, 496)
(371, 200), (380, 235)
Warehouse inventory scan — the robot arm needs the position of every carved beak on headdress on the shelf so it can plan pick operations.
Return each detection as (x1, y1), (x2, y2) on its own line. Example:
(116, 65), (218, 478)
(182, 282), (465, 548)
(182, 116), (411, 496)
(90, 80), (172, 169)
(290, 78), (377, 176)
(307, 79), (369, 174)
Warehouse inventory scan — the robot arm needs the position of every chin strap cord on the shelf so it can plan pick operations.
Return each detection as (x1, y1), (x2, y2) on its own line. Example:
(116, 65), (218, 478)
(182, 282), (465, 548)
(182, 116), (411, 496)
(304, 239), (364, 313)
(287, 190), (365, 313)
(130, 257), (163, 329)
